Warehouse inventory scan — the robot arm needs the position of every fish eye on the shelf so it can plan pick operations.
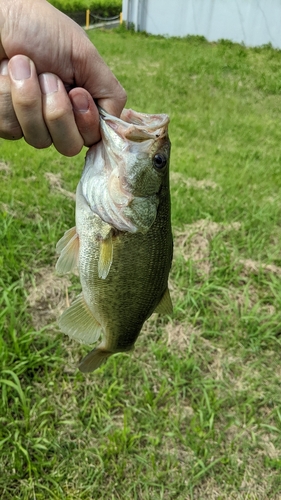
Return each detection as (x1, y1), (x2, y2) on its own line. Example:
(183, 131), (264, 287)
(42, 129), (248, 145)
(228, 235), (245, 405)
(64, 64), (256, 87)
(153, 154), (167, 170)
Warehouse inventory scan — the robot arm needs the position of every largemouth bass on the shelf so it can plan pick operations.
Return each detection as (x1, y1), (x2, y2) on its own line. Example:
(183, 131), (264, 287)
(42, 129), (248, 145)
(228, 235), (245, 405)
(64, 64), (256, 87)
(56, 108), (173, 373)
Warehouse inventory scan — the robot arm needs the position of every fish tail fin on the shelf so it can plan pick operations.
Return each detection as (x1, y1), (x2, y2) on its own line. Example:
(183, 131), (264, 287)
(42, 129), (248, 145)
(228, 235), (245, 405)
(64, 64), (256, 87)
(78, 348), (112, 373)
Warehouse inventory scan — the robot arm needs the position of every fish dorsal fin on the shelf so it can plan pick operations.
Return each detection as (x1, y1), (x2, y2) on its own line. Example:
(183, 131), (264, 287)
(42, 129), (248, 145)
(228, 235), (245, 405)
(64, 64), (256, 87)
(55, 226), (79, 275)
(58, 293), (102, 345)
(98, 234), (113, 279)
(154, 288), (173, 315)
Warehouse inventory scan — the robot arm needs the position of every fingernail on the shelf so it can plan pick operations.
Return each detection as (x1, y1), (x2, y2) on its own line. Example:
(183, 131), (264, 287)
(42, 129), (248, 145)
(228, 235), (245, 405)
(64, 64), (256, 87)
(39, 73), (58, 95)
(72, 93), (90, 113)
(0, 60), (8, 76)
(9, 56), (31, 80)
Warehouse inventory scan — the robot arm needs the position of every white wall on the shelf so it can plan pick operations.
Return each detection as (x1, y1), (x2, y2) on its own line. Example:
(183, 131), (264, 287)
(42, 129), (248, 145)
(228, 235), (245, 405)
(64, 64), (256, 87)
(122, 0), (281, 49)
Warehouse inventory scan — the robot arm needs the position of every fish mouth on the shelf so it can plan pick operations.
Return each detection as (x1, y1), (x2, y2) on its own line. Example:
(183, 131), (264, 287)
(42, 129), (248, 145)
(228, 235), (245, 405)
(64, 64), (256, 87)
(99, 107), (169, 142)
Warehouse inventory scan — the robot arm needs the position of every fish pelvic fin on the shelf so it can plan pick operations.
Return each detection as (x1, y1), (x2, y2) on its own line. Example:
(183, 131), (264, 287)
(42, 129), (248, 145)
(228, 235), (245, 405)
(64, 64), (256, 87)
(78, 348), (112, 373)
(154, 288), (173, 315)
(58, 294), (102, 345)
(98, 233), (113, 279)
(56, 226), (79, 275)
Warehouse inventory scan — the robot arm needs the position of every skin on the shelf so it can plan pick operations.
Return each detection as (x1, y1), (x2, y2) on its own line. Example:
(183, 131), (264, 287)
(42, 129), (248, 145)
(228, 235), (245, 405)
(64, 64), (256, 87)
(0, 0), (127, 156)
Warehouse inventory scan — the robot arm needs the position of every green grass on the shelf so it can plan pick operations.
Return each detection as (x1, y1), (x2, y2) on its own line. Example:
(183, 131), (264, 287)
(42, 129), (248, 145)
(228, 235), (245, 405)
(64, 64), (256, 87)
(1, 29), (281, 498)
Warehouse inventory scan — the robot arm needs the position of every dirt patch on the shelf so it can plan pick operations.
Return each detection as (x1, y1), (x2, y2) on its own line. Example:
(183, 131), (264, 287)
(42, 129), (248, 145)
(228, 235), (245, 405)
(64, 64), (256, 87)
(22, 175), (37, 183)
(27, 267), (71, 330)
(0, 161), (11, 174)
(44, 172), (76, 200)
(239, 258), (281, 278)
(0, 202), (18, 217)
(227, 283), (259, 311)
(193, 474), (273, 499)
(166, 320), (201, 352)
(204, 343), (224, 380)
(171, 172), (220, 190)
(174, 219), (241, 275)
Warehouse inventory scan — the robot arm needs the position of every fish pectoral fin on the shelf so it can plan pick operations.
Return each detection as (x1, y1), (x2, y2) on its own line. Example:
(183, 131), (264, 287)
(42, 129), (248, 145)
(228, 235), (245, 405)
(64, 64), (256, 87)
(98, 233), (113, 279)
(154, 288), (173, 315)
(58, 293), (102, 344)
(56, 226), (77, 253)
(79, 348), (112, 373)
(55, 227), (79, 275)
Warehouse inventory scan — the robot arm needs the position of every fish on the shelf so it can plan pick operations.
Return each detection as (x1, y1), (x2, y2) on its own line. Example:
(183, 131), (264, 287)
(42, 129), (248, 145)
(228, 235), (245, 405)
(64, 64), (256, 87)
(55, 107), (173, 373)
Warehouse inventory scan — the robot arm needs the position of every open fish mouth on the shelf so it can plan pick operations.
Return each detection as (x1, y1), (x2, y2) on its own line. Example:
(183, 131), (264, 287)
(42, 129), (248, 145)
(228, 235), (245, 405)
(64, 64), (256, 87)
(99, 107), (170, 142)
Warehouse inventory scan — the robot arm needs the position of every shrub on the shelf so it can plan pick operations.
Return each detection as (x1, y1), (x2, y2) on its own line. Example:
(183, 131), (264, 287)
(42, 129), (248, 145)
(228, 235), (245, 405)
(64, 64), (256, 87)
(49, 0), (122, 17)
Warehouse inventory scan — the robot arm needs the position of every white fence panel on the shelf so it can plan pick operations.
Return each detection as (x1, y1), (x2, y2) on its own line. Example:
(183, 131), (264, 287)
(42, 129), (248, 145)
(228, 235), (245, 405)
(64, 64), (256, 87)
(122, 0), (281, 48)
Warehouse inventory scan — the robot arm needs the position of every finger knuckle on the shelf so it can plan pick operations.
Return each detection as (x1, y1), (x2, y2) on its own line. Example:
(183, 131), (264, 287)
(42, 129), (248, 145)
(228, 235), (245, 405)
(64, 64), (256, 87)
(13, 96), (40, 111)
(45, 103), (72, 124)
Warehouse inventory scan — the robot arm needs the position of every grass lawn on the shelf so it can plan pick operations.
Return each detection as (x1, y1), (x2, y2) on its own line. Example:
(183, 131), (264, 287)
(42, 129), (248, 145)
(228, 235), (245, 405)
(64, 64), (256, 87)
(1, 28), (281, 499)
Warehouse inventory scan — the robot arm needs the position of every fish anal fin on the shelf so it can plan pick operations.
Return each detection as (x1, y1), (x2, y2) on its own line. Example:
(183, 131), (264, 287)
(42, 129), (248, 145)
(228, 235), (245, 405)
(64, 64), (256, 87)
(79, 348), (112, 373)
(58, 294), (102, 345)
(98, 233), (113, 279)
(55, 231), (79, 275)
(154, 288), (173, 315)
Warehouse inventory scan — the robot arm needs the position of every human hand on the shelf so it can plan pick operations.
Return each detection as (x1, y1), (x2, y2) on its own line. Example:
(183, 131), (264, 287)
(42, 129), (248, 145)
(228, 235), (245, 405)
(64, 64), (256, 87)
(0, 0), (127, 156)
